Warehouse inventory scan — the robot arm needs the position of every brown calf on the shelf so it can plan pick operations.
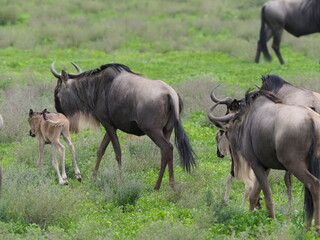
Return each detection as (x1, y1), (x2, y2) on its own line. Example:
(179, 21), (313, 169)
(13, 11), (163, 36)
(28, 109), (81, 184)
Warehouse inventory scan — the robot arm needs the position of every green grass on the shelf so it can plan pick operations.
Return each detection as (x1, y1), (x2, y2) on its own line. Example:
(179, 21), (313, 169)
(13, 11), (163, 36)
(1, 0), (320, 239)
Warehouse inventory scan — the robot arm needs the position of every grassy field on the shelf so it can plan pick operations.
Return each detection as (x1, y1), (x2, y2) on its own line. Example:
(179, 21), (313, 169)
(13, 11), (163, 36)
(1, 0), (320, 239)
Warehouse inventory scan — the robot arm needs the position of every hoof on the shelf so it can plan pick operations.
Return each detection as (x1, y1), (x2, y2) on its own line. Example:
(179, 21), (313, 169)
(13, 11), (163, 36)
(77, 177), (82, 182)
(64, 181), (69, 185)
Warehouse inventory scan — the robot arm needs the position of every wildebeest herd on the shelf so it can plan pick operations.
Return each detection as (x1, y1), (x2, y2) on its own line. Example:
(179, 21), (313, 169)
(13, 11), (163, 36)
(1, 0), (320, 234)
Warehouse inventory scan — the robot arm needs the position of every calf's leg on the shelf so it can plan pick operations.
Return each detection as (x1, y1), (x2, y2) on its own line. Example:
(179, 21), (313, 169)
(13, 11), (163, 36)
(63, 135), (81, 182)
(51, 144), (67, 185)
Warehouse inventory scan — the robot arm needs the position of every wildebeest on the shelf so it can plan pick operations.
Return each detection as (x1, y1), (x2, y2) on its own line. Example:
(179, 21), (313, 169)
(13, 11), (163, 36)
(50, 62), (196, 190)
(260, 74), (320, 111)
(216, 129), (292, 208)
(207, 89), (320, 230)
(28, 109), (81, 184)
(254, 0), (320, 64)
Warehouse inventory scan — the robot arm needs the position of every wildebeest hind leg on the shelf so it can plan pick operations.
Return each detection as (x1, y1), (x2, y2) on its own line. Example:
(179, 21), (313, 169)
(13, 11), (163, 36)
(284, 171), (293, 204)
(251, 166), (274, 217)
(272, 28), (285, 64)
(146, 129), (174, 190)
(164, 129), (175, 189)
(51, 144), (67, 185)
(255, 27), (273, 63)
(285, 167), (320, 230)
(92, 132), (111, 180)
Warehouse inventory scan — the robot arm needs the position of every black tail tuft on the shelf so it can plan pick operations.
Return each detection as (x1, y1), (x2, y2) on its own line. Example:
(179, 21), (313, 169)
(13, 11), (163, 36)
(174, 120), (196, 172)
(260, 6), (272, 62)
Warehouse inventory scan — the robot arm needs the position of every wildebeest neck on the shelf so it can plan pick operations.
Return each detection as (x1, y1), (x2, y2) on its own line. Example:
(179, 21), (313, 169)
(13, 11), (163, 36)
(300, 0), (320, 26)
(54, 63), (140, 132)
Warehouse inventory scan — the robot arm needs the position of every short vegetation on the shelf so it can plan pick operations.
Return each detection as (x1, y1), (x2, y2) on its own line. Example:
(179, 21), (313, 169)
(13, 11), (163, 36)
(1, 0), (320, 239)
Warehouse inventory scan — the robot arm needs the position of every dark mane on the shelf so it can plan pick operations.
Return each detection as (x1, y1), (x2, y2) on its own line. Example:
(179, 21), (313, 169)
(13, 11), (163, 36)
(260, 74), (290, 93)
(68, 63), (138, 79)
(245, 90), (283, 105)
(235, 90), (283, 120)
(301, 0), (320, 25)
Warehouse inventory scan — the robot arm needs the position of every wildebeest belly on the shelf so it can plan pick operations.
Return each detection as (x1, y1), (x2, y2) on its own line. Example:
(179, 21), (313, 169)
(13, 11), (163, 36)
(285, 23), (319, 37)
(116, 121), (145, 136)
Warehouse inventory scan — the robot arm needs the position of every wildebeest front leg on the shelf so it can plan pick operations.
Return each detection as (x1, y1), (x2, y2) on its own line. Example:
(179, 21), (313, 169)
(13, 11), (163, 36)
(223, 173), (233, 205)
(37, 140), (45, 173)
(106, 126), (122, 168)
(92, 132), (111, 179)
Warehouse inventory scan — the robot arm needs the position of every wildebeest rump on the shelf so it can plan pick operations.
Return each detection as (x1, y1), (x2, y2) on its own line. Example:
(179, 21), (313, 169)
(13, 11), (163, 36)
(255, 0), (320, 64)
(28, 109), (81, 184)
(51, 62), (196, 190)
(207, 90), (320, 230)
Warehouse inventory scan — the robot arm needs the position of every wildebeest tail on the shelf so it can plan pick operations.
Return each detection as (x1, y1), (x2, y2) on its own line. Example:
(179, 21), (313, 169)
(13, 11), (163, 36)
(260, 6), (272, 62)
(173, 95), (196, 172)
(304, 121), (320, 222)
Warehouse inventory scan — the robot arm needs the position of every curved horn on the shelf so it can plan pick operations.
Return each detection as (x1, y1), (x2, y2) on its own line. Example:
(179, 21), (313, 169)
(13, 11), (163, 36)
(71, 62), (82, 73)
(210, 86), (233, 106)
(50, 62), (61, 78)
(207, 102), (235, 124)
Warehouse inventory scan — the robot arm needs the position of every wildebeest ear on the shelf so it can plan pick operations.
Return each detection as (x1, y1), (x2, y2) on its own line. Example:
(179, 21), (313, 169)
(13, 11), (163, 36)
(29, 109), (34, 116)
(61, 70), (69, 82)
(229, 100), (240, 111)
(41, 108), (48, 120)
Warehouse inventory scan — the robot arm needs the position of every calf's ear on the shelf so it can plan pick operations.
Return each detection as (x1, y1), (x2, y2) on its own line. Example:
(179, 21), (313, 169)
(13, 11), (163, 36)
(29, 109), (34, 117)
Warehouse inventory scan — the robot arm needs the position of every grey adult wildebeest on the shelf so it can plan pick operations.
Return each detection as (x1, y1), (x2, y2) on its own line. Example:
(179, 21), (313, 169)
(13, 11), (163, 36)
(50, 62), (196, 190)
(260, 74), (320, 110)
(207, 89), (320, 231)
(255, 0), (320, 64)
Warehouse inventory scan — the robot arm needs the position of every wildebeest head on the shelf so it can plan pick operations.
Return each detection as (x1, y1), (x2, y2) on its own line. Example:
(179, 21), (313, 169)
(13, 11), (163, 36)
(260, 75), (289, 93)
(51, 62), (100, 133)
(28, 109), (43, 137)
(206, 86), (241, 130)
(215, 130), (230, 158)
(207, 88), (282, 130)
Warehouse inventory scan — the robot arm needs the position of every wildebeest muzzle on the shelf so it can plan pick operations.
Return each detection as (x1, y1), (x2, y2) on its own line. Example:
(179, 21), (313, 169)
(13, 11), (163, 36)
(29, 129), (36, 137)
